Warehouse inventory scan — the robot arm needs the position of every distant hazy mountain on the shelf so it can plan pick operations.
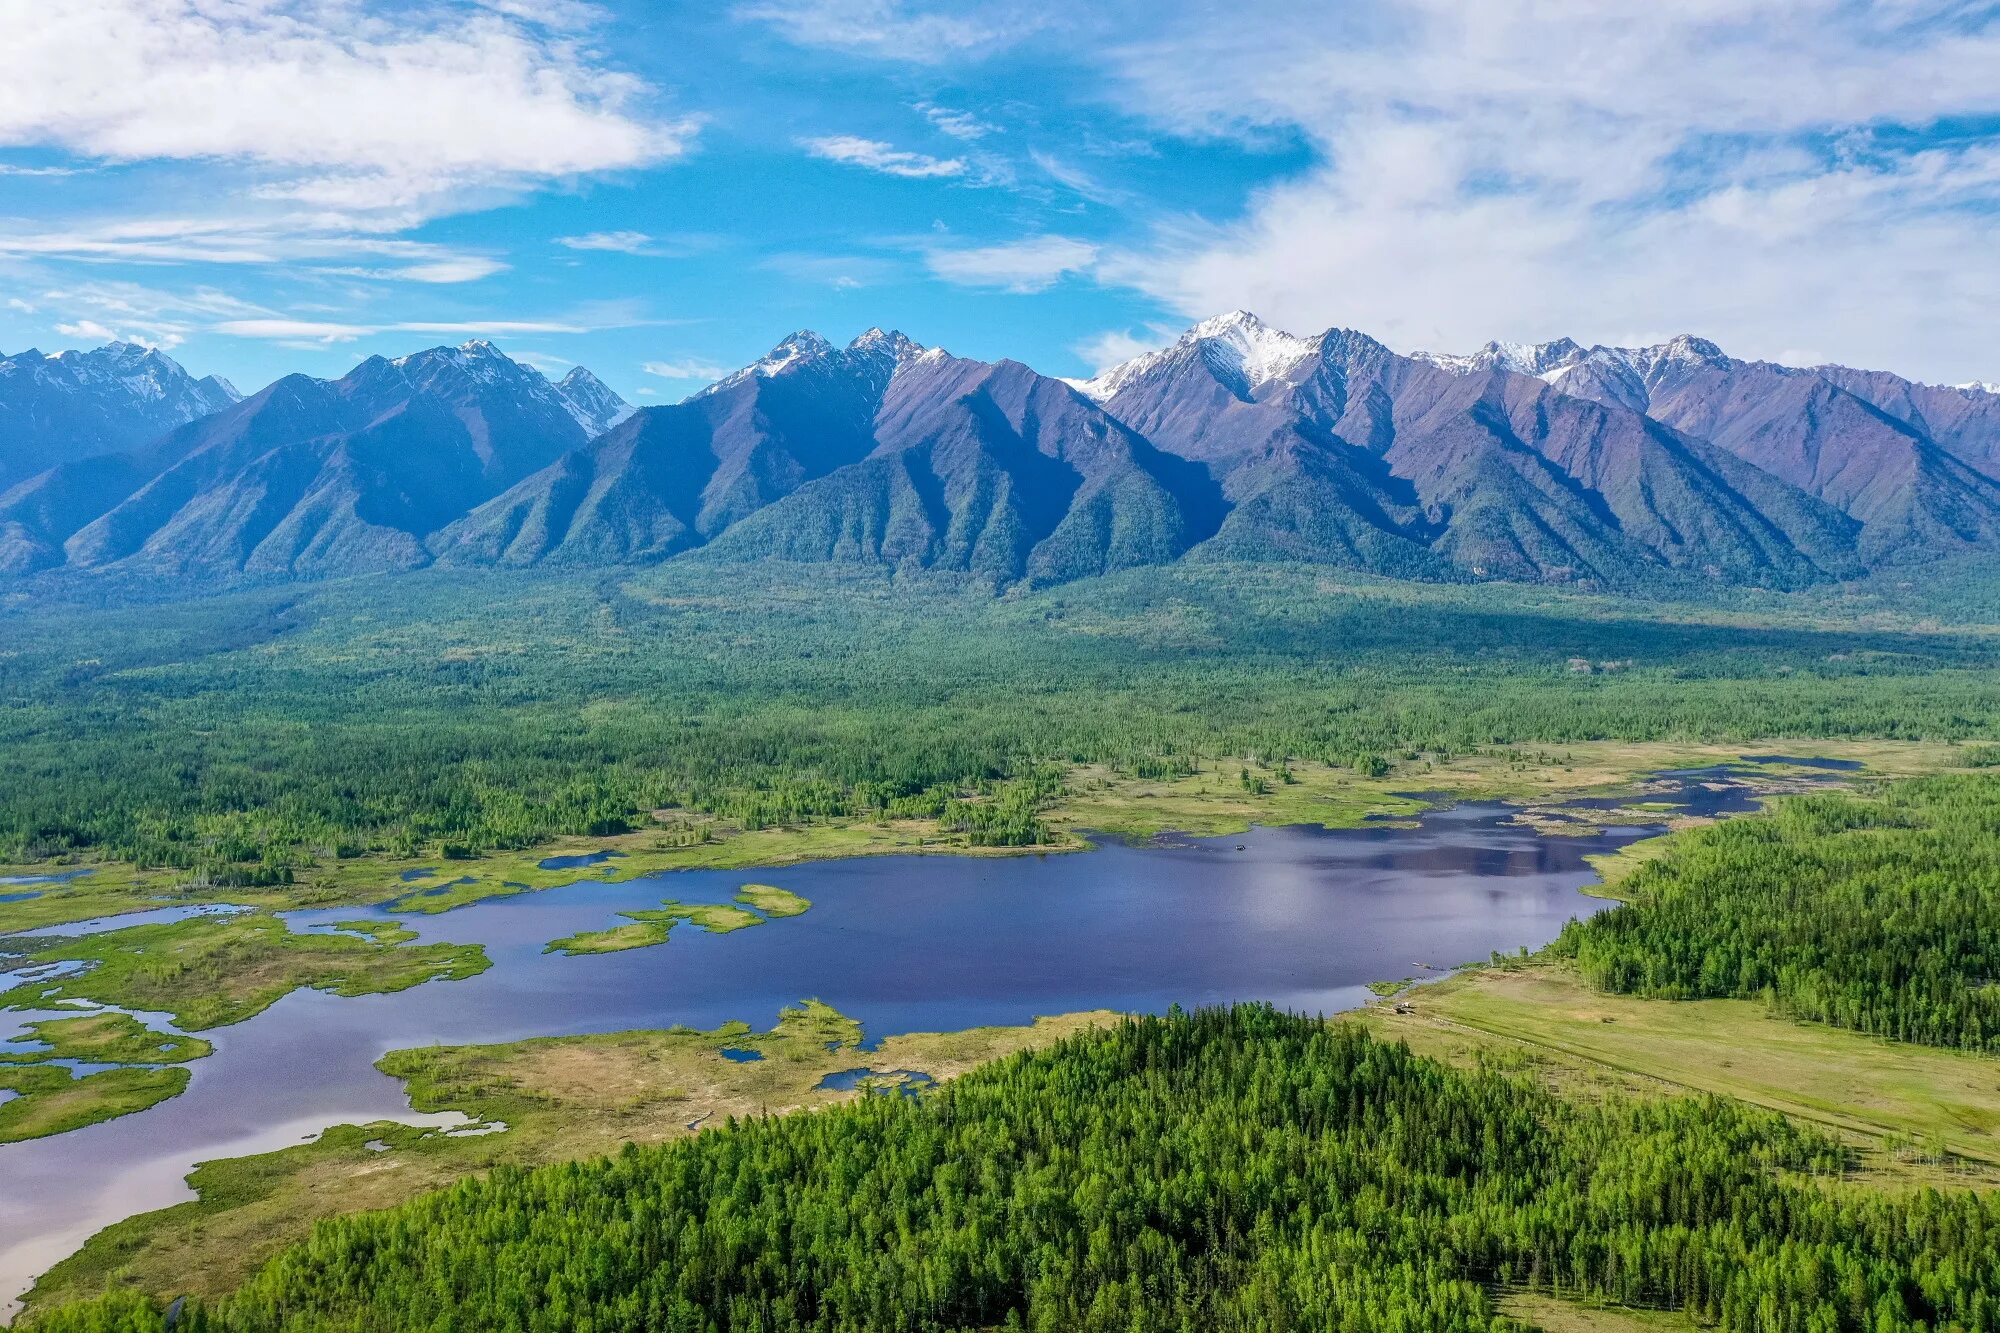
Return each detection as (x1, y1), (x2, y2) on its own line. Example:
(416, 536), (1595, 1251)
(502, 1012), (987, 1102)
(0, 342), (238, 488)
(7, 318), (2000, 593)
(3, 340), (604, 577)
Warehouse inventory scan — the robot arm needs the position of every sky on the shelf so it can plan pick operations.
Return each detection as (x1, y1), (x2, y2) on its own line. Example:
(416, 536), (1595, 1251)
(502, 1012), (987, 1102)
(0, 0), (1997, 401)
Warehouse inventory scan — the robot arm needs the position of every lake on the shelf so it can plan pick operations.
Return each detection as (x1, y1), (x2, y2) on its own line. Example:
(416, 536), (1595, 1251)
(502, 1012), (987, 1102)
(0, 765), (1789, 1316)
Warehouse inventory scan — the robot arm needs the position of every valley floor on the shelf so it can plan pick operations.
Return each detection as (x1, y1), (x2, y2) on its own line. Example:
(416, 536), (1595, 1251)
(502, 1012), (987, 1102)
(9, 740), (1994, 1323)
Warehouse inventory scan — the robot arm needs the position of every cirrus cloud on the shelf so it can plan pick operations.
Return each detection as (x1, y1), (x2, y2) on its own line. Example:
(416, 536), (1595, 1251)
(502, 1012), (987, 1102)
(926, 235), (1098, 293)
(801, 135), (966, 179)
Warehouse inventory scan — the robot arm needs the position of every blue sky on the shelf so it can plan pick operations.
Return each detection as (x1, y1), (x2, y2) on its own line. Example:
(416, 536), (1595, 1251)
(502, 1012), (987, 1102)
(1, 0), (1998, 399)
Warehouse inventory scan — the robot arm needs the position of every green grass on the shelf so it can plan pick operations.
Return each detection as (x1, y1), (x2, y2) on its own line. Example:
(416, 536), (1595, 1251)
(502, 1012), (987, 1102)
(0, 1064), (190, 1145)
(734, 883), (810, 916)
(546, 894), (789, 956)
(0, 1013), (210, 1066)
(1363, 964), (2000, 1173)
(11, 912), (489, 1031)
(1498, 1290), (1704, 1331)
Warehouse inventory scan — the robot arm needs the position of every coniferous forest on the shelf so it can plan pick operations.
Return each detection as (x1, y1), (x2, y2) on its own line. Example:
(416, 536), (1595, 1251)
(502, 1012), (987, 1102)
(27, 1006), (2000, 1333)
(1563, 772), (2000, 1049)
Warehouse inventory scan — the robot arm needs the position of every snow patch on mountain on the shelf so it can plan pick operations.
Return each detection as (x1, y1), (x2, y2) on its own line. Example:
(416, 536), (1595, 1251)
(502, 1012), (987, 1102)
(1073, 311), (1316, 402)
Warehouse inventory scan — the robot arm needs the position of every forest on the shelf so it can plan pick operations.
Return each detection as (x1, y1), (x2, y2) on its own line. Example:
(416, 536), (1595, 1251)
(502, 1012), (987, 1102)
(26, 1005), (2000, 1333)
(5, 561), (1999, 878)
(1559, 772), (2000, 1050)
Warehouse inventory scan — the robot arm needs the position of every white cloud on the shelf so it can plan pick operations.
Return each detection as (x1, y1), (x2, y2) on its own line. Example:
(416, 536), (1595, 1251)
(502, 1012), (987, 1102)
(1072, 326), (1169, 374)
(643, 358), (732, 381)
(1093, 0), (2000, 383)
(801, 135), (966, 179)
(927, 235), (1098, 292)
(760, 252), (902, 289)
(915, 102), (996, 141)
(55, 318), (164, 348)
(23, 279), (265, 350)
(217, 318), (589, 344)
(736, 0), (1043, 61)
(1031, 151), (1126, 206)
(557, 231), (659, 254)
(0, 217), (506, 285)
(0, 3), (694, 198)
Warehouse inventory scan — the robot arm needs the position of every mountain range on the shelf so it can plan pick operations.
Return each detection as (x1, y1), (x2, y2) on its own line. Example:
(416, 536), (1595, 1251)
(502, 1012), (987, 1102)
(3, 313), (1997, 592)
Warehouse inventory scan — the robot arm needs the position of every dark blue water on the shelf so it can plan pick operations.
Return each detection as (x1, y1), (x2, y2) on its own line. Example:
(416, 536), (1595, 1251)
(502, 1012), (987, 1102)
(719, 1048), (764, 1063)
(817, 1069), (936, 1097)
(537, 851), (627, 871)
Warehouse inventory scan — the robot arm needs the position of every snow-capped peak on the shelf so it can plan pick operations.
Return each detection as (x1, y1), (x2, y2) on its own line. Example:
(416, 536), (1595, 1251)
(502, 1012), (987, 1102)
(1415, 334), (1733, 391)
(694, 329), (930, 398)
(1413, 338), (1584, 379)
(1956, 380), (2000, 396)
(849, 327), (924, 360)
(1072, 310), (1317, 402)
(551, 365), (634, 436)
(697, 331), (840, 396)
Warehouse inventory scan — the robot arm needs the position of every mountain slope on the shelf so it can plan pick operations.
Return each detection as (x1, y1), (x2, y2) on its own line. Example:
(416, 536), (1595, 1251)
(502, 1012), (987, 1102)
(6, 317), (1997, 593)
(704, 350), (1225, 583)
(434, 331), (905, 567)
(1088, 315), (1857, 588)
(1417, 334), (2000, 561)
(58, 342), (597, 576)
(0, 342), (238, 487)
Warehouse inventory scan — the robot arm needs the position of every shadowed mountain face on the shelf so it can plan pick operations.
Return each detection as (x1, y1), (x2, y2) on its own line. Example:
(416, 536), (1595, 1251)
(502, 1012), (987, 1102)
(6, 317), (1999, 591)
(703, 350), (1225, 584)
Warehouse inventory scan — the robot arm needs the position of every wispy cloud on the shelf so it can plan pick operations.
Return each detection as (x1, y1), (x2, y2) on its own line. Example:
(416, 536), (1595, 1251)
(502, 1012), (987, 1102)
(1071, 325), (1172, 375)
(915, 101), (997, 141)
(1030, 151), (1126, 206)
(643, 357), (732, 381)
(216, 318), (590, 344)
(801, 135), (966, 179)
(0, 217), (506, 284)
(760, 252), (903, 289)
(556, 231), (660, 255)
(926, 235), (1098, 292)
(735, 0), (1046, 62)
(0, 2), (695, 180)
(25, 279), (268, 349)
